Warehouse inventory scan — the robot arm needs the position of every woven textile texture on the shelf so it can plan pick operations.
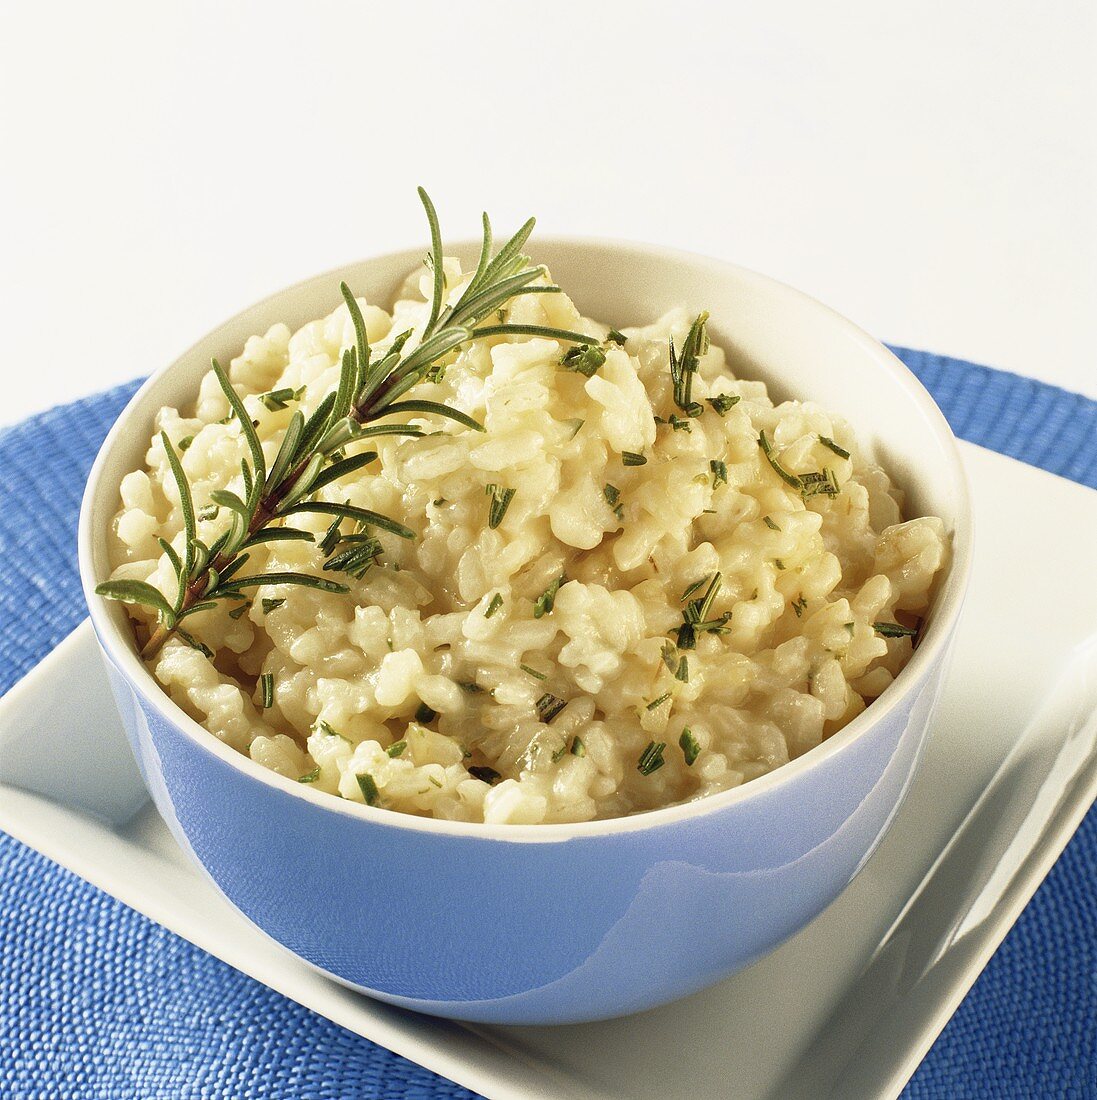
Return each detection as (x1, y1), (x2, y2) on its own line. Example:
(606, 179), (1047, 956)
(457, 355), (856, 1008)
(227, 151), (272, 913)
(1, 348), (1094, 1099)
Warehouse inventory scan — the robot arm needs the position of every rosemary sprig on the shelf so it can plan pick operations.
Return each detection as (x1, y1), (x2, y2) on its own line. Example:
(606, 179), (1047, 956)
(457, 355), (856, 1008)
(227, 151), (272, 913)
(98, 190), (599, 658)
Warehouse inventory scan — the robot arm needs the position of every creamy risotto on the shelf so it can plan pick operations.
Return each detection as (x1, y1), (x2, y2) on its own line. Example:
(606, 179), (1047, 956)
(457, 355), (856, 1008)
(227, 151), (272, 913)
(106, 259), (947, 824)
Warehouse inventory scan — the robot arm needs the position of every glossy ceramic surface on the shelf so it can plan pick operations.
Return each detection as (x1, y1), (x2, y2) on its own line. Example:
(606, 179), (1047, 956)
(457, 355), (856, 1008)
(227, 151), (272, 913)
(77, 241), (972, 1023)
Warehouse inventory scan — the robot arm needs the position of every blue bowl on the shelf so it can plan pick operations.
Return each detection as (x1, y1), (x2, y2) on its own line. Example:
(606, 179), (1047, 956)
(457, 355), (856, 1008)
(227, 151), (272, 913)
(80, 240), (972, 1024)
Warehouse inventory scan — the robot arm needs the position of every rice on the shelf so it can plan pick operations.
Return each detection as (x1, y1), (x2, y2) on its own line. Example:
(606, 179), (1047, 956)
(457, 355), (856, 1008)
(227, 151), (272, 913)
(106, 258), (948, 824)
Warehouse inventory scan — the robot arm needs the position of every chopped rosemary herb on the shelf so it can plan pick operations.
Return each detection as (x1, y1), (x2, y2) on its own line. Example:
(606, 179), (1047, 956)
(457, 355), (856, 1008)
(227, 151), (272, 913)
(564, 418), (585, 439)
(677, 572), (730, 649)
(536, 693), (568, 723)
(792, 596), (808, 617)
(551, 742), (568, 763)
(259, 385), (305, 411)
(874, 620), (919, 639)
(710, 459), (728, 487)
(317, 719), (350, 742)
(675, 656), (689, 682)
(414, 702), (437, 723)
(560, 343), (606, 376)
(819, 435), (851, 459)
(621, 451), (647, 466)
(646, 692), (671, 711)
(469, 765), (501, 785)
(259, 672), (274, 709)
(679, 727), (701, 766)
(197, 503), (219, 522)
(486, 483), (516, 528)
(844, 621), (856, 636)
(668, 414), (693, 432)
(520, 663), (548, 680)
(176, 629), (213, 658)
(297, 766), (321, 783)
(570, 736), (586, 757)
(356, 773), (380, 805)
(606, 329), (628, 346)
(661, 641), (678, 672)
(387, 740), (407, 758)
(228, 601), (251, 620)
(261, 597), (285, 614)
(707, 393), (741, 416)
(763, 515), (781, 531)
(637, 741), (666, 775)
(428, 775), (443, 788)
(603, 483), (624, 520)
(484, 593), (504, 619)
(669, 312), (709, 415)
(799, 468), (840, 497)
(533, 574), (565, 618)
(774, 559), (786, 571)
(177, 435), (194, 452)
(758, 429), (803, 491)
(680, 578), (706, 602)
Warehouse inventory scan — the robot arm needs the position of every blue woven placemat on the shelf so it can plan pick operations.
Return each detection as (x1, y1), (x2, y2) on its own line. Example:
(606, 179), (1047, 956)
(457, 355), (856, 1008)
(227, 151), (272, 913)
(1, 350), (1094, 1099)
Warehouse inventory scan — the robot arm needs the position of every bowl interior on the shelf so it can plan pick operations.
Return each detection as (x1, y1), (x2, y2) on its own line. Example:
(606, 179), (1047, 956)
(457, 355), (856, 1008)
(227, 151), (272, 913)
(80, 237), (972, 836)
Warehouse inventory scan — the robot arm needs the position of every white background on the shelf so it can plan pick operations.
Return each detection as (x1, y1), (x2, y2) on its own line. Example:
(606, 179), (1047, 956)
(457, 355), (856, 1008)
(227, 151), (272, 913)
(1, 1), (1094, 428)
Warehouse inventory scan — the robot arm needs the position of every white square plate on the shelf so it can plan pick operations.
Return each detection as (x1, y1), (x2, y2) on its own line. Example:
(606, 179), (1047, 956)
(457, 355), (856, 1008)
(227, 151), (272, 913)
(2, 441), (1095, 1099)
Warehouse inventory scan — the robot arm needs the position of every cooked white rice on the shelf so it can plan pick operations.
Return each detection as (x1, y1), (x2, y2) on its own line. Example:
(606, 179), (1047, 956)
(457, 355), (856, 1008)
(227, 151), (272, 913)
(107, 258), (948, 824)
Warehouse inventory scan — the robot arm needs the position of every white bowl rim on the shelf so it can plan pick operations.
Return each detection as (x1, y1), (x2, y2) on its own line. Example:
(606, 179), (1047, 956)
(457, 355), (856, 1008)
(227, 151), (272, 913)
(78, 236), (974, 844)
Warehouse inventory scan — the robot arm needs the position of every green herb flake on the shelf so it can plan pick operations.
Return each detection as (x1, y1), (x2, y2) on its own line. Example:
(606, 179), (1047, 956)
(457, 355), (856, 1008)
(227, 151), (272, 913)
(669, 414), (693, 432)
(679, 727), (701, 766)
(177, 435), (194, 452)
(844, 621), (856, 637)
(603, 483), (624, 520)
(486, 484), (516, 529)
(680, 578), (706, 602)
(533, 574), (565, 618)
(520, 663), (548, 681)
(297, 766), (321, 784)
(536, 693), (568, 723)
(763, 515), (781, 531)
(560, 343), (607, 377)
(469, 765), (502, 785)
(661, 642), (678, 672)
(356, 773), (381, 805)
(228, 601), (251, 620)
(606, 329), (628, 346)
(428, 774), (443, 789)
(259, 385), (305, 412)
(621, 451), (647, 466)
(564, 418), (585, 439)
(710, 460), (728, 488)
(707, 393), (741, 416)
(570, 736), (587, 757)
(261, 597), (286, 614)
(792, 596), (808, 618)
(675, 656), (689, 682)
(414, 702), (437, 723)
(459, 681), (484, 694)
(387, 740), (407, 758)
(775, 558), (786, 571)
(317, 719), (351, 743)
(758, 429), (804, 492)
(176, 629), (213, 658)
(637, 740), (667, 776)
(819, 435), (851, 460)
(874, 620), (919, 639)
(197, 504), (219, 522)
(646, 692), (671, 711)
(259, 672), (274, 709)
(484, 593), (504, 619)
